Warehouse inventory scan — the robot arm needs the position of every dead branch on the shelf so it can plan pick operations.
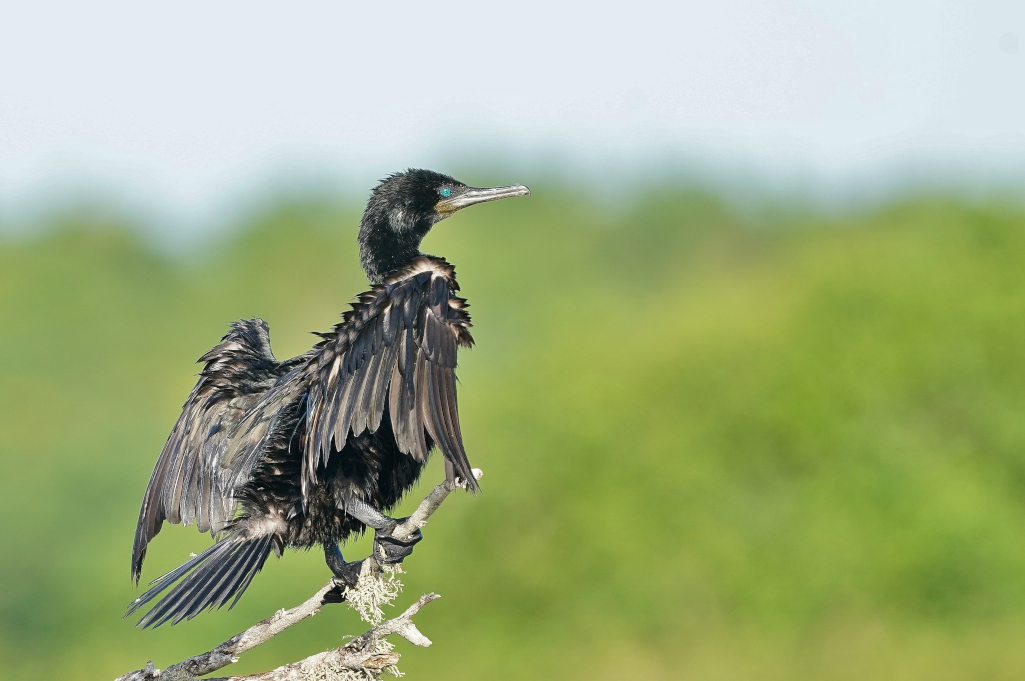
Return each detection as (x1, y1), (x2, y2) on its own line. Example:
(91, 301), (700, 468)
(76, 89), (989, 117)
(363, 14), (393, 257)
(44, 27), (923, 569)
(115, 470), (481, 681)
(204, 593), (439, 681)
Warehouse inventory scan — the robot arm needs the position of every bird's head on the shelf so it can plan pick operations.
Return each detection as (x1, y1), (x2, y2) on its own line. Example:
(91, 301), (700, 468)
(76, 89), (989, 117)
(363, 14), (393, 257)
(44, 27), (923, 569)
(358, 169), (529, 282)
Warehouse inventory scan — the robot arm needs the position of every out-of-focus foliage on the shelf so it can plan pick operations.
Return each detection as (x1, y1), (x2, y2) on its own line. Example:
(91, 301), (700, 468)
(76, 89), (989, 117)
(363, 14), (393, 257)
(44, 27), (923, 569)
(2, 187), (1025, 680)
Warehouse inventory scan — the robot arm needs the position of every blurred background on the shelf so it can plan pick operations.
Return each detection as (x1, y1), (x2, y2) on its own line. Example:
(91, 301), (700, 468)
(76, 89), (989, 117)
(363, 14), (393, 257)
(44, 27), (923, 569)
(3, 1), (1025, 679)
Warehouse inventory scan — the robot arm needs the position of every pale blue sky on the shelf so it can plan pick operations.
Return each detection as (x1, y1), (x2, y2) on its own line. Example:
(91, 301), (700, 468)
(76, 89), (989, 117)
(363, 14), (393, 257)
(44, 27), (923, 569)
(1, 0), (1023, 230)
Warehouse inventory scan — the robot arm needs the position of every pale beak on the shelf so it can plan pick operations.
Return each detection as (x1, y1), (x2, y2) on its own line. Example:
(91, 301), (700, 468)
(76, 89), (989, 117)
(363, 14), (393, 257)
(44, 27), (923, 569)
(437, 184), (530, 215)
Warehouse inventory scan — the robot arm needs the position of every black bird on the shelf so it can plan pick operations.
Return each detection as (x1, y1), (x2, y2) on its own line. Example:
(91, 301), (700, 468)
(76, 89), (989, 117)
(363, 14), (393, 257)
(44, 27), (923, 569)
(127, 169), (529, 627)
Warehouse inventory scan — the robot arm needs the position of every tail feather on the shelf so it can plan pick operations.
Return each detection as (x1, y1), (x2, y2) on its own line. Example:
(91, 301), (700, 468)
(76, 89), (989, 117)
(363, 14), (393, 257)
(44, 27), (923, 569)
(125, 535), (273, 628)
(157, 543), (245, 626)
(187, 539), (264, 620)
(230, 551), (265, 609)
(225, 540), (270, 610)
(126, 541), (234, 627)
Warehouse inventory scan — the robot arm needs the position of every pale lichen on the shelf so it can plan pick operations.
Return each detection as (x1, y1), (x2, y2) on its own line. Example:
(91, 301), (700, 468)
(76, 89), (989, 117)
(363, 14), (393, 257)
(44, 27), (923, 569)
(308, 638), (402, 681)
(343, 564), (404, 625)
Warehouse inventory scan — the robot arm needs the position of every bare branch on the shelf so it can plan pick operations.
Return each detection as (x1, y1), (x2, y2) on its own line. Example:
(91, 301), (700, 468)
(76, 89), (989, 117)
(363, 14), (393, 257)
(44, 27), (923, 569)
(115, 470), (479, 681)
(347, 592), (440, 649)
(168, 581), (339, 678)
(222, 594), (440, 681)
(395, 468), (483, 541)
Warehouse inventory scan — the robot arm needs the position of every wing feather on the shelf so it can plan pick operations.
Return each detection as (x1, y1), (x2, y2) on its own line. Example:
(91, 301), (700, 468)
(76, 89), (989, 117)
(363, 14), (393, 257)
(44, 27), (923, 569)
(367, 340), (394, 432)
(220, 365), (311, 495)
(305, 256), (478, 494)
(352, 349), (383, 437)
(132, 319), (286, 583)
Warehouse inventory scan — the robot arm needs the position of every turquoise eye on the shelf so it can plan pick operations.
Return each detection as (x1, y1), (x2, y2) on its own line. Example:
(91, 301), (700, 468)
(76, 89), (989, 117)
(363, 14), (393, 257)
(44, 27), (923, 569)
(440, 187), (452, 197)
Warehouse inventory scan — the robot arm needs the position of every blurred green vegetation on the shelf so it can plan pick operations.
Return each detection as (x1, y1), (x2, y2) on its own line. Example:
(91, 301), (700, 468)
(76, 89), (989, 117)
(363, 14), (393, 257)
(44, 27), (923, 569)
(2, 185), (1025, 680)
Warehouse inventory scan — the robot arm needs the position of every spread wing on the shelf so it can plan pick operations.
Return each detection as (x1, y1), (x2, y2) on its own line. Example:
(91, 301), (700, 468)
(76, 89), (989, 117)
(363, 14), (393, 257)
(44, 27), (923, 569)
(199, 257), (477, 519)
(305, 258), (477, 495)
(131, 319), (288, 582)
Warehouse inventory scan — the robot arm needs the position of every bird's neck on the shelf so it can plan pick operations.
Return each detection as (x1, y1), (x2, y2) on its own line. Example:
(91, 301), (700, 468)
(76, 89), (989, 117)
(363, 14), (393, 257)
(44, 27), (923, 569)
(361, 247), (422, 284)
(359, 225), (426, 284)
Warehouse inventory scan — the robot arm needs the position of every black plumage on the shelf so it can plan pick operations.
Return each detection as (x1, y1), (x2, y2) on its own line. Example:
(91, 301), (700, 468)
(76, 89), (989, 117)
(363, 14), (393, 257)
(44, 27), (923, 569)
(128, 169), (529, 627)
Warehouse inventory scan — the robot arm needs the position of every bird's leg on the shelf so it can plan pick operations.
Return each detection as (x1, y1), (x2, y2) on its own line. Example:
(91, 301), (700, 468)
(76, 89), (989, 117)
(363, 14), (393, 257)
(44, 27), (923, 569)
(324, 543), (363, 594)
(346, 498), (423, 565)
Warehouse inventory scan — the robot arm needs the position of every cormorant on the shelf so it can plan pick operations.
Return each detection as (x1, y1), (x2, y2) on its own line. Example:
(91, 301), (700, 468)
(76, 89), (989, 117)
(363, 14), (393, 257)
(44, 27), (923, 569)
(127, 169), (529, 627)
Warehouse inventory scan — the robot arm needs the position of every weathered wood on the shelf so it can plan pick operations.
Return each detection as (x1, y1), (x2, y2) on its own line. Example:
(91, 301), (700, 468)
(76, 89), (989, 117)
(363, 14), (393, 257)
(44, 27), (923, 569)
(211, 594), (439, 681)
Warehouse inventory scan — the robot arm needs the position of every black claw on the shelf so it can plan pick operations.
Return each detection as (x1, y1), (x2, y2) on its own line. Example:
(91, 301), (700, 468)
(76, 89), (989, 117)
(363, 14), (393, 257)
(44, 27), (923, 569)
(373, 527), (423, 564)
(323, 579), (349, 604)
